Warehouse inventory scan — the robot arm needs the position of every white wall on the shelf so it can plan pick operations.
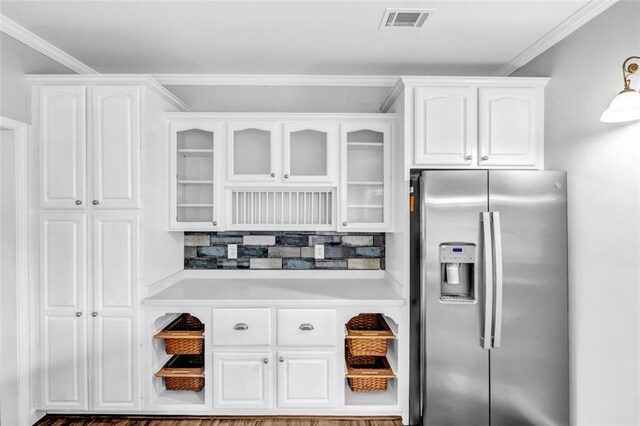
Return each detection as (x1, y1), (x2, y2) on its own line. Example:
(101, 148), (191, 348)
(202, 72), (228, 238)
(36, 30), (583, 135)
(514, 2), (640, 425)
(166, 85), (391, 113)
(0, 33), (73, 123)
(0, 128), (19, 426)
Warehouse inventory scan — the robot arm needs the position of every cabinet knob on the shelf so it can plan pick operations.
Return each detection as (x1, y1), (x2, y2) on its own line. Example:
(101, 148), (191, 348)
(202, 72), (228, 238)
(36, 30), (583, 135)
(284, 174), (289, 179)
(91, 312), (98, 317)
(465, 154), (473, 160)
(75, 312), (82, 317)
(75, 200), (82, 205)
(482, 155), (489, 161)
(233, 322), (249, 331)
(270, 173), (276, 178)
(92, 200), (100, 205)
(342, 222), (347, 227)
(279, 357), (285, 363)
(263, 358), (269, 364)
(213, 221), (218, 226)
(299, 323), (314, 331)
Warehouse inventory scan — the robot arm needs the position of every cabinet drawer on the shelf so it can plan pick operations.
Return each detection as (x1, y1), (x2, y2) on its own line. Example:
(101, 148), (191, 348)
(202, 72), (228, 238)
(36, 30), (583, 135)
(277, 309), (336, 346)
(211, 308), (271, 346)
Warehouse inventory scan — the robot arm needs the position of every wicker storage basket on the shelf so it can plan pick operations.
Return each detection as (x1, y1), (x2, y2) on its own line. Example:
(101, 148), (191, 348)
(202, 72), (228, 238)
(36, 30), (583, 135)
(346, 314), (395, 356)
(154, 314), (204, 355)
(154, 355), (204, 391)
(345, 349), (395, 393)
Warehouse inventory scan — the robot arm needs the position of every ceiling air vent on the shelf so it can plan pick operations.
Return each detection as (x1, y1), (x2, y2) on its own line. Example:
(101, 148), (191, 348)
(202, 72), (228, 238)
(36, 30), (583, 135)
(379, 8), (433, 30)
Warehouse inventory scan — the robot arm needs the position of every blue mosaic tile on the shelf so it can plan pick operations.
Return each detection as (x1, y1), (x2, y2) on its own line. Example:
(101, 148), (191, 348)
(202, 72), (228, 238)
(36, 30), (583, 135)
(185, 258), (217, 269)
(216, 259), (250, 269)
(315, 260), (348, 269)
(355, 247), (384, 257)
(283, 258), (314, 269)
(237, 246), (268, 258)
(211, 235), (244, 244)
(276, 235), (309, 246)
(324, 246), (356, 259)
(309, 235), (342, 245)
(197, 246), (227, 258)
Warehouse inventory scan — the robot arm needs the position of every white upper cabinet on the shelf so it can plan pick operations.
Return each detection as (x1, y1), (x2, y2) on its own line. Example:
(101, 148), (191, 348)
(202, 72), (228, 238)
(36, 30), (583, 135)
(414, 86), (477, 167)
(283, 122), (337, 184)
(168, 115), (393, 232)
(406, 78), (546, 169)
(170, 122), (222, 231)
(339, 122), (392, 231)
(38, 85), (141, 210)
(478, 87), (540, 167)
(227, 122), (278, 182)
(90, 86), (141, 209)
(39, 85), (87, 209)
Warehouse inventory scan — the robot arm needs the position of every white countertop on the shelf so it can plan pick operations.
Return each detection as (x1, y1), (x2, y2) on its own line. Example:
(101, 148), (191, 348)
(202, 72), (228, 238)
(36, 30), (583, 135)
(144, 273), (405, 307)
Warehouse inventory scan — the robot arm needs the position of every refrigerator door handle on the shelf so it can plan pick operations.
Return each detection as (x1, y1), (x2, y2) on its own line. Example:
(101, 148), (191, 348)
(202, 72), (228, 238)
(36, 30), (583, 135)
(481, 212), (494, 350)
(492, 211), (504, 349)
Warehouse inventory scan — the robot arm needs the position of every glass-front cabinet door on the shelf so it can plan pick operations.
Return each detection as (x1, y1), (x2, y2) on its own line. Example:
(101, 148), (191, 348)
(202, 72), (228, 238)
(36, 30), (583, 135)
(283, 122), (337, 184)
(227, 122), (277, 182)
(169, 122), (221, 230)
(339, 122), (392, 231)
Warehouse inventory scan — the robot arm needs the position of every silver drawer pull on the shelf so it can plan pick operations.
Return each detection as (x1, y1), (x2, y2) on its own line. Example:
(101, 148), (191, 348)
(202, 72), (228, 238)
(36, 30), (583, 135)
(299, 323), (314, 331)
(233, 323), (249, 331)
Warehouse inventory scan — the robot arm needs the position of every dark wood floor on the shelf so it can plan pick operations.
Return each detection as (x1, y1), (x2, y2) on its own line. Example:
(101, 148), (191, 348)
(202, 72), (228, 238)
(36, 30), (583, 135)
(36, 415), (404, 426)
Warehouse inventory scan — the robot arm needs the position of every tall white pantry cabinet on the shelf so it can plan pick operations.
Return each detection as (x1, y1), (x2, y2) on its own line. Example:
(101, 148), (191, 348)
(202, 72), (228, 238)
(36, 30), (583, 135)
(30, 79), (185, 412)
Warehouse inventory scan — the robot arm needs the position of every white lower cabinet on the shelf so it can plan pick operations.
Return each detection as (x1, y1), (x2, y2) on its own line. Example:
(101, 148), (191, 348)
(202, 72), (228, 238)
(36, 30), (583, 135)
(213, 352), (272, 409)
(40, 213), (140, 411)
(277, 351), (336, 408)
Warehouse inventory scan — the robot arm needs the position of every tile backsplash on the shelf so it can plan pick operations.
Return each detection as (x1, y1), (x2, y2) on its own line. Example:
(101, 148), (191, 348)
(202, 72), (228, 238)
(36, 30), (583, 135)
(184, 232), (385, 270)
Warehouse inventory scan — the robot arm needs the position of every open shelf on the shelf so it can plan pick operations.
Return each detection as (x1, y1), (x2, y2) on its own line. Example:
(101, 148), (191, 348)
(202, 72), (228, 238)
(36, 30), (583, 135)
(153, 389), (205, 406)
(177, 180), (214, 185)
(347, 142), (383, 148)
(344, 378), (398, 406)
(150, 313), (206, 408)
(177, 149), (213, 157)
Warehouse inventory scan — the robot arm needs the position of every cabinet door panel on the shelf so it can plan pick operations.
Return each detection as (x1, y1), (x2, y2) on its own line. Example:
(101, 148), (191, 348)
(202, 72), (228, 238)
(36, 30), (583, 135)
(213, 352), (271, 409)
(39, 85), (87, 209)
(169, 122), (220, 231)
(43, 315), (88, 409)
(414, 86), (476, 166)
(92, 214), (138, 312)
(41, 214), (86, 311)
(278, 351), (335, 408)
(227, 122), (277, 182)
(283, 123), (337, 183)
(91, 86), (141, 208)
(479, 87), (538, 167)
(339, 122), (392, 231)
(92, 315), (138, 409)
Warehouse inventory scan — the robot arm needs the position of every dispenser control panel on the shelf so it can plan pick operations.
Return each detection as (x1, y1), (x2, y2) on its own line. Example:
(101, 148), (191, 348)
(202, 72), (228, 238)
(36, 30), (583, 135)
(440, 244), (475, 263)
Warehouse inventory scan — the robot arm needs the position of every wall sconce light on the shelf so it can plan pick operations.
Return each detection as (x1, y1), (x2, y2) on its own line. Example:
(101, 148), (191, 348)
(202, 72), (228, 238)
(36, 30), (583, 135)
(601, 56), (640, 123)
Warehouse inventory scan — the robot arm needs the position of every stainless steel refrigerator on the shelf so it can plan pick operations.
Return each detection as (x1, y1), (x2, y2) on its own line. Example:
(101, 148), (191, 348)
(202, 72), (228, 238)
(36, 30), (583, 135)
(409, 170), (569, 426)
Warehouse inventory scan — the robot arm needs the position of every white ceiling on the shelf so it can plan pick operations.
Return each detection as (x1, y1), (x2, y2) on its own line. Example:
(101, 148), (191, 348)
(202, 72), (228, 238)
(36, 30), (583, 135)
(0, 0), (597, 75)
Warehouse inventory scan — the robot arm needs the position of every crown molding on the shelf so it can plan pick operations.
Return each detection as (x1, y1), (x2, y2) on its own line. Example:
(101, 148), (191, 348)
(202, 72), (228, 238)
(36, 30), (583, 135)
(495, 0), (619, 76)
(152, 74), (398, 87)
(0, 14), (98, 74)
(26, 74), (189, 111)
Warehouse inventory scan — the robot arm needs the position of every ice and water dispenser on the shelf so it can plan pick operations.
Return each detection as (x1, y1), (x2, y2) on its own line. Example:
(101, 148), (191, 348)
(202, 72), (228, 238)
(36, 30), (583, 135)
(439, 243), (476, 303)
